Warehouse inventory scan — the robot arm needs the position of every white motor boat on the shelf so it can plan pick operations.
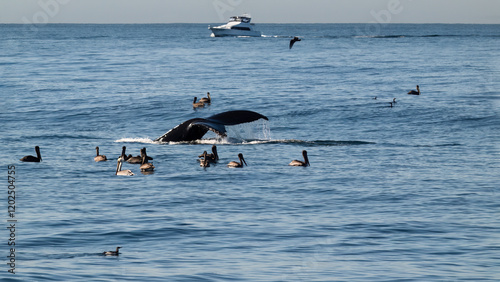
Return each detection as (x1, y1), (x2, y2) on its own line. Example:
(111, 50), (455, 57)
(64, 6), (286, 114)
(208, 14), (262, 37)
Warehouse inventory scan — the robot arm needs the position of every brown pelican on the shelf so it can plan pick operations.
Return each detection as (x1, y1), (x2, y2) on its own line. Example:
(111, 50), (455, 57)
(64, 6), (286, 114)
(193, 97), (205, 108)
(102, 247), (121, 256)
(227, 153), (247, 168)
(289, 150), (310, 166)
(119, 146), (130, 161)
(199, 92), (211, 104)
(116, 157), (134, 176)
(94, 146), (107, 162)
(198, 145), (219, 163)
(289, 36), (301, 49)
(142, 147), (153, 161)
(408, 85), (420, 95)
(20, 146), (42, 162)
(140, 152), (155, 172)
(127, 148), (143, 164)
(199, 151), (210, 168)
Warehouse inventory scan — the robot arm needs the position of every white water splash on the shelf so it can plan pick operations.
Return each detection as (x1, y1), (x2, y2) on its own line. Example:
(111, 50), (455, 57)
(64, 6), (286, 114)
(114, 137), (157, 144)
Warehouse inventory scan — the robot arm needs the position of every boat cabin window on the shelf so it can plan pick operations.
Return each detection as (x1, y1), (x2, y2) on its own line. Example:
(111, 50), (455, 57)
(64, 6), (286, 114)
(231, 26), (251, 31)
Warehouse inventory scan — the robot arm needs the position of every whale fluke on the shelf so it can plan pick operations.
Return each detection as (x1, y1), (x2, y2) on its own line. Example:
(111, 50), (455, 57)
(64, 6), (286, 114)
(155, 110), (269, 142)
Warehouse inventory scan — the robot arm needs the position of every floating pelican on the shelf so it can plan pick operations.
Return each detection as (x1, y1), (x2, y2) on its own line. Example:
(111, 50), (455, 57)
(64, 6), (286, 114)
(142, 147), (153, 161)
(127, 148), (143, 164)
(140, 149), (155, 172)
(116, 157), (134, 176)
(199, 92), (211, 104)
(199, 151), (210, 168)
(94, 146), (107, 162)
(193, 97), (205, 108)
(199, 145), (219, 163)
(408, 85), (420, 95)
(228, 153), (247, 168)
(20, 146), (42, 162)
(103, 247), (121, 256)
(119, 146), (130, 161)
(289, 150), (310, 167)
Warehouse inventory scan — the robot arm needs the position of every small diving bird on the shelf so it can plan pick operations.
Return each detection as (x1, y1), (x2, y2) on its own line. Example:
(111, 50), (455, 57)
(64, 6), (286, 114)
(408, 85), (420, 95)
(199, 151), (210, 168)
(140, 150), (155, 172)
(198, 145), (219, 163)
(227, 153), (247, 168)
(115, 157), (134, 176)
(199, 92), (211, 104)
(103, 247), (122, 256)
(193, 97), (205, 108)
(20, 146), (42, 162)
(289, 150), (310, 167)
(94, 146), (107, 162)
(289, 36), (301, 49)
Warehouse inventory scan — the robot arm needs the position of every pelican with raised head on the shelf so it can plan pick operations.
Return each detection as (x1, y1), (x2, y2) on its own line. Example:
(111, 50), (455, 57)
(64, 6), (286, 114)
(20, 146), (42, 162)
(127, 148), (144, 164)
(199, 92), (211, 104)
(119, 146), (130, 161)
(94, 146), (107, 162)
(408, 85), (420, 95)
(116, 157), (134, 176)
(289, 150), (310, 167)
(199, 145), (219, 163)
(199, 151), (210, 168)
(140, 149), (155, 172)
(103, 247), (122, 256)
(142, 147), (153, 161)
(228, 153), (247, 168)
(193, 97), (205, 108)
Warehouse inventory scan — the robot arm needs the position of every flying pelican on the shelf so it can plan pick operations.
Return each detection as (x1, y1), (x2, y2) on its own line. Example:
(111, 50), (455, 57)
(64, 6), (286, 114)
(408, 85), (420, 95)
(289, 36), (301, 49)
(289, 150), (310, 166)
(116, 157), (134, 176)
(227, 153), (247, 168)
(102, 247), (122, 256)
(94, 146), (107, 162)
(20, 146), (42, 162)
(193, 97), (205, 108)
(199, 92), (211, 104)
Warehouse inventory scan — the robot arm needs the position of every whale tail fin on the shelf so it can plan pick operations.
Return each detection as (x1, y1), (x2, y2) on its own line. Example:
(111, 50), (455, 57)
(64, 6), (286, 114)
(155, 110), (269, 143)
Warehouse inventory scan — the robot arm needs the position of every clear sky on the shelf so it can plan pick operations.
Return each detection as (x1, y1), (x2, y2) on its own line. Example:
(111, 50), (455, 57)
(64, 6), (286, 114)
(1, 0), (499, 24)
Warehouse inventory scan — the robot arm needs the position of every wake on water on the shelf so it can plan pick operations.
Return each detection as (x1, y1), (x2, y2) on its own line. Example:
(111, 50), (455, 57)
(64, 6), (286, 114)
(114, 121), (374, 146)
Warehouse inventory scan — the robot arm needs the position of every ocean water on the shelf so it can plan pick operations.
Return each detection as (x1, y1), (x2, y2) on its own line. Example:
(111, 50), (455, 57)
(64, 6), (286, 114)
(1, 23), (499, 281)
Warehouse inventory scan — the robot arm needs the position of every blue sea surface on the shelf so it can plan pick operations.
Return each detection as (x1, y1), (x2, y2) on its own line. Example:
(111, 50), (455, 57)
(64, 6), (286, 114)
(1, 23), (499, 281)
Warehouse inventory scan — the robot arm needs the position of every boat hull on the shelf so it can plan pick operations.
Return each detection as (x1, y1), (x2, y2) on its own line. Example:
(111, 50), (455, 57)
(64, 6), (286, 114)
(209, 28), (262, 37)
